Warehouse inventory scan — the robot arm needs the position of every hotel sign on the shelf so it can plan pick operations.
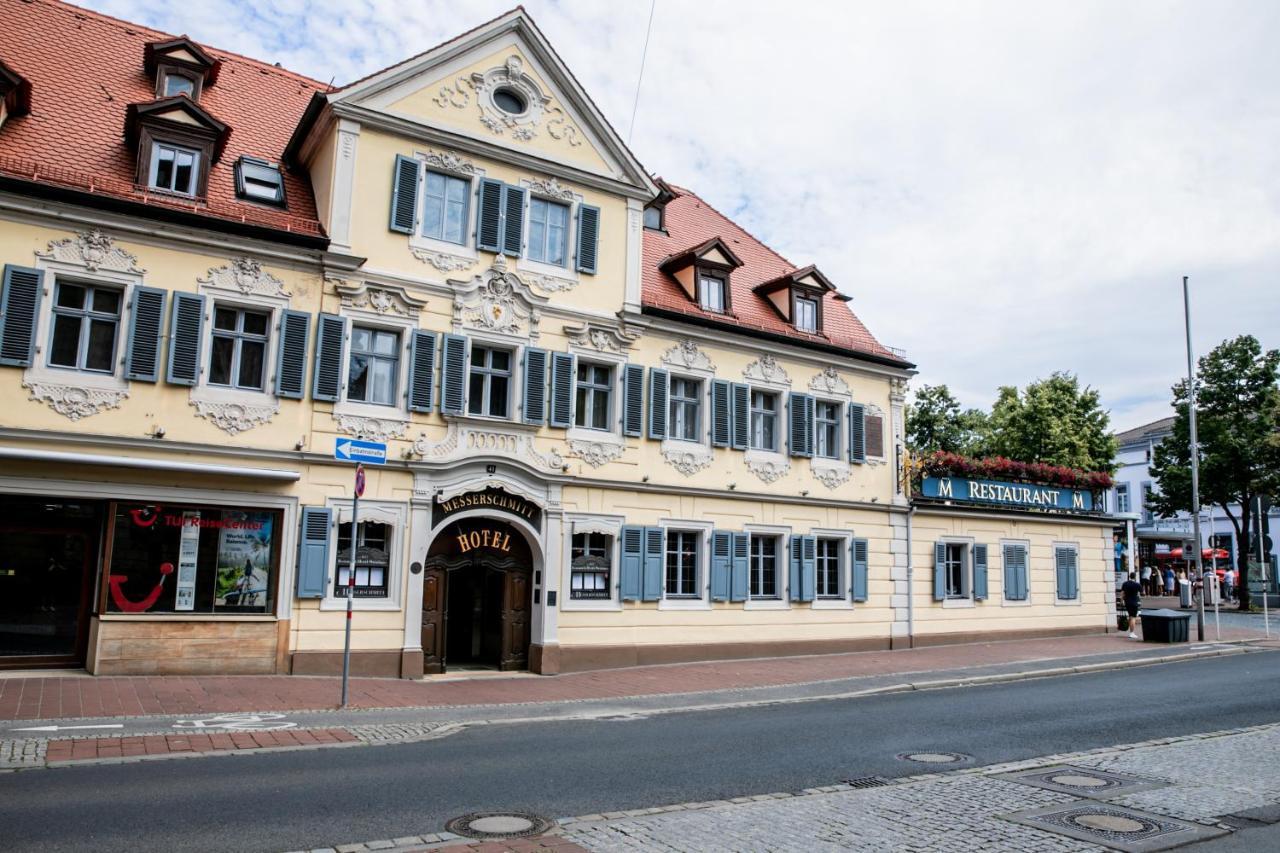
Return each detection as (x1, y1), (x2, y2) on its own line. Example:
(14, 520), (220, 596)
(921, 476), (1094, 512)
(432, 487), (542, 528)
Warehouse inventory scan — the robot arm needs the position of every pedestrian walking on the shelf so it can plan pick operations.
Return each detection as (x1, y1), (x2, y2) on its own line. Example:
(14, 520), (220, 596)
(1122, 572), (1142, 639)
(1153, 567), (1164, 596)
(1142, 564), (1153, 595)
(1223, 567), (1236, 603)
(1164, 566), (1175, 598)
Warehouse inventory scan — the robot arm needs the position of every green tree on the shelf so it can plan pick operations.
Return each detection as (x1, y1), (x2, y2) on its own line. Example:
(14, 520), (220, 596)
(1149, 335), (1280, 610)
(906, 384), (989, 456)
(985, 372), (1117, 472)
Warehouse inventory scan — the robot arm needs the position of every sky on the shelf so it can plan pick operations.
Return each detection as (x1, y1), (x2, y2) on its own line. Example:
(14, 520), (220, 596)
(84, 0), (1280, 432)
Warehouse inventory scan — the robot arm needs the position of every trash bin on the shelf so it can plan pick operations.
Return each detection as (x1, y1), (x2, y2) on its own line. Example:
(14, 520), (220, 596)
(1139, 609), (1191, 643)
(1179, 579), (1192, 608)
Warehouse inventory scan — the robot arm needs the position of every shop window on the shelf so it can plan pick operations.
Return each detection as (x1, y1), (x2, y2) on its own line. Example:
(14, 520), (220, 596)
(48, 281), (121, 374)
(105, 502), (281, 615)
(423, 170), (470, 244)
(570, 532), (611, 600)
(574, 362), (613, 431)
(750, 390), (779, 451)
(468, 345), (512, 418)
(816, 537), (842, 598)
(750, 534), (780, 599)
(944, 542), (968, 599)
(335, 521), (390, 598)
(528, 197), (569, 266)
(348, 325), (400, 406)
(668, 376), (702, 441)
(814, 400), (841, 459)
(664, 530), (699, 598)
(209, 305), (269, 391)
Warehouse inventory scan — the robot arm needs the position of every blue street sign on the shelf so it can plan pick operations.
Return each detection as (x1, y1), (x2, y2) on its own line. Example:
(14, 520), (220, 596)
(334, 438), (387, 465)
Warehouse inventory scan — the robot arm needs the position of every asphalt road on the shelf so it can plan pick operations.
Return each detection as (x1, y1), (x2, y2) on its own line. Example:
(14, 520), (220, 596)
(3, 651), (1278, 853)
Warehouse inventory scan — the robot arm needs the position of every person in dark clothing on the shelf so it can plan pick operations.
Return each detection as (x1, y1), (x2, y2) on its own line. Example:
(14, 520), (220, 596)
(1121, 572), (1142, 639)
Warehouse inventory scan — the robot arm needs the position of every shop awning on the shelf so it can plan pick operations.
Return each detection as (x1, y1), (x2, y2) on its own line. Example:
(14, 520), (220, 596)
(0, 447), (300, 481)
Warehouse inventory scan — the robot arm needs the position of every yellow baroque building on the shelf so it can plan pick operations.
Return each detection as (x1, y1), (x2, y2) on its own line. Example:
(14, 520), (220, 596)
(0, 2), (1115, 676)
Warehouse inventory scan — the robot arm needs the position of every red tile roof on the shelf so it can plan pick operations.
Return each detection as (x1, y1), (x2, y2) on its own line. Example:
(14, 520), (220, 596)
(643, 184), (908, 365)
(0, 0), (325, 237)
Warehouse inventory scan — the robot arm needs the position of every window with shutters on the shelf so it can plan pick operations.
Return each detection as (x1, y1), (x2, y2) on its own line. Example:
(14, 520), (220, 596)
(814, 400), (841, 459)
(348, 326), (400, 406)
(335, 521), (391, 598)
(698, 272), (726, 313)
(1054, 544), (1080, 602)
(528, 197), (570, 266)
(468, 345), (512, 418)
(570, 532), (612, 600)
(321, 500), (406, 611)
(749, 535), (780, 599)
(573, 362), (613, 430)
(749, 390), (779, 451)
(208, 305), (269, 391)
(816, 537), (843, 599)
(668, 376), (702, 442)
(422, 170), (470, 245)
(48, 281), (122, 374)
(944, 542), (969, 599)
(664, 530), (700, 598)
(1001, 540), (1031, 605)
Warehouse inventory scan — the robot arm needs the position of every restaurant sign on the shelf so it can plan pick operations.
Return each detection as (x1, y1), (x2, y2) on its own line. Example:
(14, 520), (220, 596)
(921, 476), (1094, 512)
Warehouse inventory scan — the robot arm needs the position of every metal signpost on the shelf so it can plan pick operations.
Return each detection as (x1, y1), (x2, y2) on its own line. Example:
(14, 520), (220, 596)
(333, 438), (386, 708)
(1182, 276), (1206, 642)
(1257, 496), (1271, 639)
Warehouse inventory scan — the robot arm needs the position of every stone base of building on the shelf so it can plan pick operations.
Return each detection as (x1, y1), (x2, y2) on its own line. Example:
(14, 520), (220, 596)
(553, 636), (895, 673)
(87, 617), (280, 675)
(907, 624), (1110, 648)
(289, 650), (416, 678)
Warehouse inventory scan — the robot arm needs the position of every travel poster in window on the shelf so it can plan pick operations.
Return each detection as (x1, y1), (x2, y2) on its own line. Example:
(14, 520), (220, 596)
(214, 511), (275, 609)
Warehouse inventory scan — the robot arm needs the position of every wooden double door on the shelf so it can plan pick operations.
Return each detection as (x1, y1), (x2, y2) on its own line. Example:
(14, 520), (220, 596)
(421, 520), (533, 673)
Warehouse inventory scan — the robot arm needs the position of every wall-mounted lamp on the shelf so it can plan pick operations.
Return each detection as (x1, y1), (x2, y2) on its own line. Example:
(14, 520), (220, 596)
(294, 436), (306, 451)
(150, 424), (166, 439)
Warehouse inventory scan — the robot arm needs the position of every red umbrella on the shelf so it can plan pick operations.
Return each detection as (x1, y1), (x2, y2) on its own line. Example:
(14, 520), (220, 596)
(1163, 547), (1230, 561)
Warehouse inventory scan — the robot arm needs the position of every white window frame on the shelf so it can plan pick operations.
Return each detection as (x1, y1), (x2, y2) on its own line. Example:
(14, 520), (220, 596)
(206, 304), (272, 392)
(45, 279), (124, 375)
(658, 354), (715, 464)
(811, 529), (853, 609)
(813, 397), (843, 460)
(407, 152), (483, 263)
(657, 519), (712, 610)
(794, 295), (818, 333)
(573, 359), (614, 432)
(749, 388), (780, 452)
(561, 515), (624, 612)
(564, 344), (625, 454)
(320, 499), (407, 611)
(744, 524), (790, 610)
(1116, 483), (1131, 514)
(1053, 541), (1082, 606)
(332, 309), (415, 427)
(1000, 538), (1033, 608)
(863, 402), (889, 463)
(517, 180), (583, 285)
(668, 374), (703, 443)
(939, 536), (976, 609)
(147, 141), (201, 196)
(192, 279), (288, 417)
(466, 341), (515, 420)
(698, 271), (726, 313)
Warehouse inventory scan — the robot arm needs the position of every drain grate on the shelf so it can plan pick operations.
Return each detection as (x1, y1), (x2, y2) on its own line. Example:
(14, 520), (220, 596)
(444, 811), (555, 840)
(843, 776), (890, 789)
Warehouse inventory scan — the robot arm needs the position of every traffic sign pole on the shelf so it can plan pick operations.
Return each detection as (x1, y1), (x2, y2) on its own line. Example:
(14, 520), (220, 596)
(340, 463), (364, 708)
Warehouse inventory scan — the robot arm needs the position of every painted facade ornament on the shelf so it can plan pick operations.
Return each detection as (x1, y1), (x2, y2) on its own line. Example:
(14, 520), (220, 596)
(812, 465), (851, 490)
(743, 353), (791, 386)
(517, 270), (578, 294)
(563, 320), (640, 354)
(334, 278), (427, 317)
(23, 381), (127, 421)
(451, 255), (544, 340)
(809, 366), (850, 396)
(421, 149), (476, 176)
(334, 414), (408, 442)
(411, 423), (564, 473)
(410, 248), (474, 272)
(199, 257), (290, 298)
(889, 377), (909, 404)
(569, 438), (624, 468)
(526, 176), (574, 201)
(746, 455), (791, 484)
(661, 445), (714, 476)
(38, 229), (144, 274)
(190, 398), (278, 435)
(661, 339), (716, 372)
(469, 56), (550, 141)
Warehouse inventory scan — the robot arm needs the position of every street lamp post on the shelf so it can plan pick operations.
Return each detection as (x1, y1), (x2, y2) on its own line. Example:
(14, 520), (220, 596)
(1183, 276), (1206, 642)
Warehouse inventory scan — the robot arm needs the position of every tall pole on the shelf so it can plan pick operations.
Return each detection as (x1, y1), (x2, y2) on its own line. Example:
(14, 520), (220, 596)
(340, 474), (359, 707)
(1260, 496), (1271, 638)
(1183, 276), (1206, 641)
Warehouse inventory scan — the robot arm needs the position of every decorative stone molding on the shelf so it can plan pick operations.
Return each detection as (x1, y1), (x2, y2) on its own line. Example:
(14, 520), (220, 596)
(569, 438), (625, 468)
(812, 465), (851, 490)
(410, 248), (474, 272)
(434, 56), (582, 149)
(890, 377), (909, 405)
(745, 454), (791, 484)
(199, 257), (290, 298)
(23, 381), (127, 421)
(809, 366), (850, 396)
(432, 76), (472, 110)
(190, 398), (278, 435)
(563, 320), (640, 354)
(410, 421), (565, 473)
(334, 413), (408, 442)
(422, 149), (476, 176)
(661, 444), (714, 476)
(38, 229), (143, 274)
(517, 270), (578, 294)
(662, 339), (716, 372)
(333, 278), (427, 318)
(450, 255), (544, 340)
(743, 354), (791, 386)
(526, 176), (574, 201)
(545, 106), (583, 147)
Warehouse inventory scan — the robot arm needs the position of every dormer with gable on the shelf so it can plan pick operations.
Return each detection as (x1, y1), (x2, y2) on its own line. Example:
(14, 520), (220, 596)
(125, 95), (229, 198)
(754, 265), (839, 335)
(0, 58), (31, 131)
(144, 36), (220, 101)
(658, 237), (744, 315)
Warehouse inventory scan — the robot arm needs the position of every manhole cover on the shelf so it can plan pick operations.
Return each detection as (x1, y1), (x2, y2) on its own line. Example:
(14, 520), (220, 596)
(1003, 803), (1228, 852)
(444, 811), (555, 840)
(995, 765), (1168, 799)
(896, 751), (972, 764)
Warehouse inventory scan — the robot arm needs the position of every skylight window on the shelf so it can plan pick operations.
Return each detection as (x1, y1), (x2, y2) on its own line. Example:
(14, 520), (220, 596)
(235, 156), (286, 206)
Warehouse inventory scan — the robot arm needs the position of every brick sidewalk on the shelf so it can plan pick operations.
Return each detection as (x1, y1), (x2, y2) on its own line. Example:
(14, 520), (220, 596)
(45, 727), (356, 763)
(0, 630), (1262, 722)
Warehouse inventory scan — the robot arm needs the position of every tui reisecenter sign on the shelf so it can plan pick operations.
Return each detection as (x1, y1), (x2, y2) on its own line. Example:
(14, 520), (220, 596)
(921, 476), (1094, 512)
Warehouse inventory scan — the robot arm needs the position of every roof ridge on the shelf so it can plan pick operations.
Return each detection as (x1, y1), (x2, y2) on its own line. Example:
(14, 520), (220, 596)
(38, 0), (329, 90)
(665, 182), (798, 272)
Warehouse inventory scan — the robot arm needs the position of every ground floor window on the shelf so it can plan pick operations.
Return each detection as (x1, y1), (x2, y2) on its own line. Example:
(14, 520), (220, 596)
(335, 521), (391, 598)
(750, 535), (779, 598)
(665, 530), (699, 598)
(105, 502), (281, 614)
(945, 542), (967, 599)
(816, 537), (842, 598)
(570, 532), (612, 600)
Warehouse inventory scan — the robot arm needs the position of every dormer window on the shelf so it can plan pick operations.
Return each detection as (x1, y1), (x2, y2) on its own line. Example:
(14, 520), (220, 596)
(643, 205), (663, 230)
(658, 237), (744, 315)
(235, 156), (286, 206)
(149, 142), (200, 195)
(645, 179), (675, 231)
(144, 37), (219, 103)
(162, 72), (196, 99)
(754, 265), (837, 335)
(0, 59), (32, 132)
(698, 271), (726, 313)
(126, 98), (228, 199)
(794, 296), (818, 333)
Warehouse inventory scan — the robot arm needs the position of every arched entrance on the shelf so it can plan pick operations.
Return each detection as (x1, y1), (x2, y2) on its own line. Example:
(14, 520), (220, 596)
(422, 518), (533, 673)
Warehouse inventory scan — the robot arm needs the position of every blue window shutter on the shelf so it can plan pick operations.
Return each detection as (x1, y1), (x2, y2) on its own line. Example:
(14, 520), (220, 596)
(440, 334), (468, 415)
(311, 313), (346, 402)
(974, 544), (989, 600)
(0, 264), (43, 367)
(642, 527), (664, 602)
(619, 526), (643, 601)
(296, 506), (331, 599)
(788, 535), (802, 603)
(710, 531), (732, 601)
(622, 364), (644, 437)
(576, 204), (600, 273)
(1018, 547), (1030, 601)
(648, 367), (668, 439)
(1003, 544), (1018, 601)
(1070, 551), (1079, 600)
(851, 538), (869, 602)
(789, 392), (814, 457)
(849, 402), (866, 463)
(522, 347), (548, 425)
(799, 536), (816, 602)
(389, 154), (419, 234)
(549, 351), (575, 428)
(124, 286), (166, 381)
(502, 184), (525, 256)
(476, 178), (504, 252)
(274, 309), (310, 398)
(933, 541), (947, 601)
(731, 383), (750, 450)
(407, 329), (437, 413)
(730, 532), (750, 602)
(1055, 548), (1069, 600)
(165, 292), (205, 385)
(711, 380), (731, 447)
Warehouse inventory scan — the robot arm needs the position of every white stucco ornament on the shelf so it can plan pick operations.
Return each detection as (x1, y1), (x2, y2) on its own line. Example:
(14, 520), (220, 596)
(743, 354), (791, 386)
(746, 455), (791, 484)
(334, 414), (408, 442)
(569, 438), (624, 468)
(38, 229), (144, 274)
(813, 466), (851, 490)
(23, 381), (127, 421)
(809, 366), (850, 396)
(662, 339), (716, 372)
(662, 445), (713, 476)
(190, 399), (279, 435)
(410, 248), (473, 272)
(412, 423), (565, 473)
(199, 257), (290, 298)
(452, 255), (545, 340)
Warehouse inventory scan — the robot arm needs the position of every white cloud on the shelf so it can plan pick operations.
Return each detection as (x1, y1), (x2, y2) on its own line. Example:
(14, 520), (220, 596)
(84, 0), (1280, 432)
